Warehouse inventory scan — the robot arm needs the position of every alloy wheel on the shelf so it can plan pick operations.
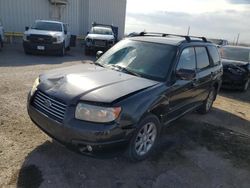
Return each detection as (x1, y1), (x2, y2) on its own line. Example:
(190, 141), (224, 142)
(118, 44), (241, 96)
(134, 122), (157, 156)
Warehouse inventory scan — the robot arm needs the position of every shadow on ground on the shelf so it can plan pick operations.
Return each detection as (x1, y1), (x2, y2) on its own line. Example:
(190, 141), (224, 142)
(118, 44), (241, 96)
(16, 108), (250, 188)
(219, 88), (250, 104)
(0, 43), (95, 67)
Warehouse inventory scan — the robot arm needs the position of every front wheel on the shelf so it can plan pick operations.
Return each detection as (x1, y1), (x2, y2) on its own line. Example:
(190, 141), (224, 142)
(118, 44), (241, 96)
(85, 48), (90, 55)
(126, 114), (161, 161)
(59, 43), (65, 56)
(24, 48), (31, 55)
(197, 87), (216, 114)
(0, 37), (3, 50)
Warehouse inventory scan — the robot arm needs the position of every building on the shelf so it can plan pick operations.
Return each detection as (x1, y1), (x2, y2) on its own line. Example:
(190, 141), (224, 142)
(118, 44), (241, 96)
(0, 0), (127, 39)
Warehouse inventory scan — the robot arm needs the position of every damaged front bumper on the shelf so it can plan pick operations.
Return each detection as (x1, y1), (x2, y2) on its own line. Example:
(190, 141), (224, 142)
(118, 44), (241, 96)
(222, 63), (250, 88)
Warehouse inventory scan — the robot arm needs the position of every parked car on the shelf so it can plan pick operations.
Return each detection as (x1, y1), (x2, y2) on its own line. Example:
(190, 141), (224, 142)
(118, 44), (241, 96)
(23, 20), (71, 56)
(85, 23), (116, 54)
(208, 39), (228, 47)
(220, 45), (250, 91)
(27, 32), (222, 161)
(0, 20), (4, 50)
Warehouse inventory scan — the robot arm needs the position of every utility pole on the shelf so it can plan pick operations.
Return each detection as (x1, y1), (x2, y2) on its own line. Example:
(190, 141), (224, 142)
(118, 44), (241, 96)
(236, 33), (240, 46)
(187, 26), (190, 36)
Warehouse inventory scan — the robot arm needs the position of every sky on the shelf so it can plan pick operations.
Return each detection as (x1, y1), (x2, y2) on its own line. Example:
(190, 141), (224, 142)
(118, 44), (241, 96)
(125, 0), (250, 43)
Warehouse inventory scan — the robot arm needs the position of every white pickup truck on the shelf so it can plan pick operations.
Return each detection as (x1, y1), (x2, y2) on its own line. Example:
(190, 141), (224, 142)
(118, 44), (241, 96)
(23, 20), (71, 56)
(0, 21), (4, 50)
(85, 23), (116, 54)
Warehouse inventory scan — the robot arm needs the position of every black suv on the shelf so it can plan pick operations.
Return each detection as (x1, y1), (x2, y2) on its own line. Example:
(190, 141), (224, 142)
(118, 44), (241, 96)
(27, 32), (222, 161)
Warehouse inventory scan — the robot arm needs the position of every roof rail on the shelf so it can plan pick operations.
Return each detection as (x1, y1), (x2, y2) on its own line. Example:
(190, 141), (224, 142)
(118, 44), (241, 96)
(138, 32), (207, 42)
(188, 35), (208, 42)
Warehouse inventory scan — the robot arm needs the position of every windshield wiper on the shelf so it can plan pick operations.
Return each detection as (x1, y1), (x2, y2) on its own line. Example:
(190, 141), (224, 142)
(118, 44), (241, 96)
(93, 62), (104, 67)
(111, 64), (141, 77)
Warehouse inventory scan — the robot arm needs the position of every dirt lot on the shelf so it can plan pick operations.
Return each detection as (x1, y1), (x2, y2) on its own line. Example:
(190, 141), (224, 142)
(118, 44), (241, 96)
(0, 44), (250, 188)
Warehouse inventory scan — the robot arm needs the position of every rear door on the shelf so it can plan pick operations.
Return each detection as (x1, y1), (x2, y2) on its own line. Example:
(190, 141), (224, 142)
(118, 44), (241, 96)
(192, 47), (213, 102)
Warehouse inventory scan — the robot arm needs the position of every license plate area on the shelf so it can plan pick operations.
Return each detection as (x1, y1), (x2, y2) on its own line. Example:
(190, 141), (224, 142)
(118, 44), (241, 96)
(37, 46), (45, 50)
(95, 41), (106, 47)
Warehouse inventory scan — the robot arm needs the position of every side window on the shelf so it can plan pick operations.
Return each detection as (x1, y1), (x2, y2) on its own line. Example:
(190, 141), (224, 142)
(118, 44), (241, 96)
(208, 46), (220, 65)
(177, 48), (196, 71)
(195, 47), (210, 70)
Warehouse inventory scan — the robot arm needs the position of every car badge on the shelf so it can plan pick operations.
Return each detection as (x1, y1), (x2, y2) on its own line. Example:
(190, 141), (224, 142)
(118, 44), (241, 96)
(44, 99), (52, 108)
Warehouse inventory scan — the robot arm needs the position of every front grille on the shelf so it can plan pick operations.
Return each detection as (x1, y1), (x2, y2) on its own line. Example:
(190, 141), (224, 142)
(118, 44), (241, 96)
(93, 39), (107, 47)
(28, 34), (55, 44)
(32, 90), (66, 122)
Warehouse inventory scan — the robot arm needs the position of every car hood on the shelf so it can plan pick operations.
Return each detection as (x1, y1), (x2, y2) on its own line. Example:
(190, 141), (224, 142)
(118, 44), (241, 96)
(222, 59), (249, 66)
(39, 63), (159, 104)
(87, 34), (114, 40)
(25, 29), (62, 36)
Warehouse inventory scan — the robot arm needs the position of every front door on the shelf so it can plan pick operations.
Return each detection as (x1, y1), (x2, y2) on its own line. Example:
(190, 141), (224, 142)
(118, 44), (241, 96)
(165, 47), (197, 122)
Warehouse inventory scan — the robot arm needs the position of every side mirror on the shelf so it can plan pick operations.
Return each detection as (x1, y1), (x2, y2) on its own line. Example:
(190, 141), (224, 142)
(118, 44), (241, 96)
(64, 30), (67, 34)
(96, 51), (103, 59)
(25, 26), (29, 31)
(87, 31), (89, 35)
(176, 69), (196, 80)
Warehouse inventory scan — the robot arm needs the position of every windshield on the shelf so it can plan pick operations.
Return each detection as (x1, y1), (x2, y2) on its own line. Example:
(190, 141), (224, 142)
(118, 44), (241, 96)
(90, 27), (113, 35)
(96, 39), (177, 81)
(220, 47), (250, 62)
(32, 21), (62, 32)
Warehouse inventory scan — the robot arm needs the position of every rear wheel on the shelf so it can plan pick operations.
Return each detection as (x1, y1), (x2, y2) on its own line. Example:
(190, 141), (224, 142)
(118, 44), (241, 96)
(241, 78), (249, 92)
(126, 114), (161, 161)
(59, 42), (65, 56)
(197, 87), (216, 114)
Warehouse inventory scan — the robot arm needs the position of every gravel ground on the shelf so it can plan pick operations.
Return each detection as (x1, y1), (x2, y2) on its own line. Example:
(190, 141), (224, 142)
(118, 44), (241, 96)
(0, 44), (250, 188)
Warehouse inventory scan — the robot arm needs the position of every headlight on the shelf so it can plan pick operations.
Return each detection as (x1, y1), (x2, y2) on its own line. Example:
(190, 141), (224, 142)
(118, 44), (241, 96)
(30, 77), (40, 96)
(23, 34), (29, 41)
(75, 103), (121, 123)
(86, 38), (92, 43)
(54, 35), (64, 43)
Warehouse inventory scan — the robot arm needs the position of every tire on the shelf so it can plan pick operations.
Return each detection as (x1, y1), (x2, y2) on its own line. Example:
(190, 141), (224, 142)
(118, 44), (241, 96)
(0, 36), (3, 51)
(241, 79), (249, 92)
(24, 48), (31, 55)
(197, 87), (216, 114)
(85, 48), (90, 55)
(59, 42), (65, 56)
(126, 114), (161, 161)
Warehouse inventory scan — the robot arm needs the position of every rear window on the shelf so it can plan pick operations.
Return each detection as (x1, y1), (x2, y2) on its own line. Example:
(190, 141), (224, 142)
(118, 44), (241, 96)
(196, 47), (210, 70)
(208, 46), (220, 65)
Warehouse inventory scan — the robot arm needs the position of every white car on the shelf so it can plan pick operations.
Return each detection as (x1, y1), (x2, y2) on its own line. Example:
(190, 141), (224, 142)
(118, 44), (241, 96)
(85, 24), (115, 54)
(0, 21), (4, 50)
(23, 20), (71, 56)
